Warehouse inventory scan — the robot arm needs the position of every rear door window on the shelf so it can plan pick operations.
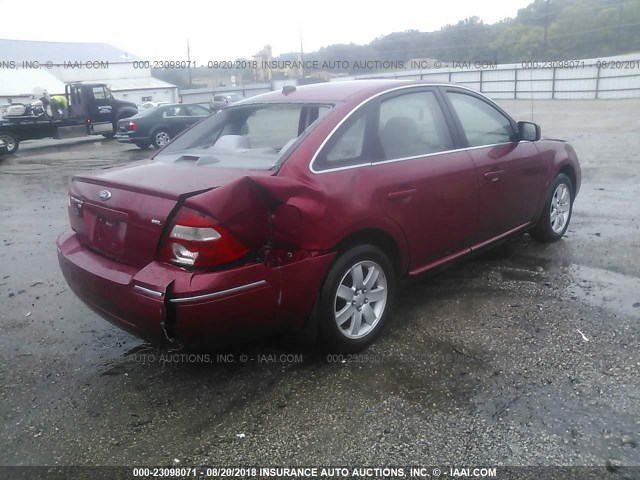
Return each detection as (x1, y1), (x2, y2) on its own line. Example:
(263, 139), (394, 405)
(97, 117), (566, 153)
(325, 115), (366, 163)
(163, 106), (188, 117)
(314, 107), (370, 171)
(377, 91), (453, 160)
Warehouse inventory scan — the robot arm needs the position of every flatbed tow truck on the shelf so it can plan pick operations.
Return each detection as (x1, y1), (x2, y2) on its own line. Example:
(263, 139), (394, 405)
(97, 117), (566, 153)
(0, 82), (138, 154)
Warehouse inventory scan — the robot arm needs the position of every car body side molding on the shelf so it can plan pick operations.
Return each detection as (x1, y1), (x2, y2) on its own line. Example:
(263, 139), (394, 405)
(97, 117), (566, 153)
(408, 222), (531, 276)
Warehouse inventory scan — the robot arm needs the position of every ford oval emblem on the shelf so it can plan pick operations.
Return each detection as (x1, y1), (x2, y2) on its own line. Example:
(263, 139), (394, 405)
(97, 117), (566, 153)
(98, 190), (112, 201)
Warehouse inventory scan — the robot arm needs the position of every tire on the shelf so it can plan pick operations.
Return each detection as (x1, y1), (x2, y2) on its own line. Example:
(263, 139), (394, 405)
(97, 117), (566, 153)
(0, 131), (19, 154)
(101, 132), (116, 139)
(531, 173), (574, 242)
(134, 141), (150, 149)
(318, 245), (396, 352)
(152, 129), (171, 149)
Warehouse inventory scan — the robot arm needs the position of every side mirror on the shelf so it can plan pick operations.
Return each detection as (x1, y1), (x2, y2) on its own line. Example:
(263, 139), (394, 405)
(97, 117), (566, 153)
(518, 121), (541, 141)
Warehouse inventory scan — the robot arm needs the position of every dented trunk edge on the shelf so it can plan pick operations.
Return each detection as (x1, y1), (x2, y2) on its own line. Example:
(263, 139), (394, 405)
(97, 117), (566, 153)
(160, 175), (337, 346)
(183, 174), (328, 254)
(58, 227), (337, 347)
(58, 171), (341, 347)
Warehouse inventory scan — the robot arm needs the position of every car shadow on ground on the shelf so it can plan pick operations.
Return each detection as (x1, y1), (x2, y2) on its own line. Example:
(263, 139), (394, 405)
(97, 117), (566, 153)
(93, 234), (553, 412)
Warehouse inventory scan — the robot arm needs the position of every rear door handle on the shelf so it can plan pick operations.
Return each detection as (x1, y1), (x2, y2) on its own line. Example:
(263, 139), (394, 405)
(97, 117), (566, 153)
(484, 170), (504, 182)
(387, 189), (417, 200)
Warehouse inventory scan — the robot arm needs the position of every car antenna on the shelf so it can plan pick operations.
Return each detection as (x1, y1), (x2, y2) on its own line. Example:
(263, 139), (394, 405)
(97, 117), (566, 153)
(529, 68), (534, 122)
(282, 85), (296, 95)
(530, 91), (535, 122)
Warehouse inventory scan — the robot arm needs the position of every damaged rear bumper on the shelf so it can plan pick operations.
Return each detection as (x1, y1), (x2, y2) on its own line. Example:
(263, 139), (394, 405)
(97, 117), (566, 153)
(57, 230), (335, 347)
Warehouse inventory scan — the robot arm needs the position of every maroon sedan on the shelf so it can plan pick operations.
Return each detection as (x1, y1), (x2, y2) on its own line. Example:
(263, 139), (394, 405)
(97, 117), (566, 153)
(57, 80), (580, 351)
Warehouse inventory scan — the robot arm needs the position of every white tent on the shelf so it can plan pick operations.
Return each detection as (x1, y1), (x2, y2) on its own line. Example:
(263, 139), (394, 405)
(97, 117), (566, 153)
(0, 68), (67, 103)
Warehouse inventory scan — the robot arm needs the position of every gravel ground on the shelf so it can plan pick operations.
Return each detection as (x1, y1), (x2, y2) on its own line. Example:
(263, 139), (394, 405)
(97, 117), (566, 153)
(0, 100), (639, 473)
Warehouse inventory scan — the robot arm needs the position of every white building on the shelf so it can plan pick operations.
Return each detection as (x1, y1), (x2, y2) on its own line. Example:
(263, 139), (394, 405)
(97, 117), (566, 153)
(0, 39), (178, 105)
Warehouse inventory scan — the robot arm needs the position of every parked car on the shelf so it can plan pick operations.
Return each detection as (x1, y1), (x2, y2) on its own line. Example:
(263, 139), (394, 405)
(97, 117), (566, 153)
(208, 93), (243, 112)
(115, 103), (211, 149)
(57, 80), (581, 351)
(0, 138), (6, 155)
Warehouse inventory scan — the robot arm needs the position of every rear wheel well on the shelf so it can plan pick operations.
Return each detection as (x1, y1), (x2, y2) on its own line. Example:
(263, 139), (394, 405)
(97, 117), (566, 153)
(294, 230), (402, 344)
(333, 229), (402, 276)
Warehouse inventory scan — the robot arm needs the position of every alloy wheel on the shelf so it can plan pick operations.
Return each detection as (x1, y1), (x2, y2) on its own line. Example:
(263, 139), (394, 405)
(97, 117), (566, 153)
(550, 183), (571, 234)
(334, 260), (388, 339)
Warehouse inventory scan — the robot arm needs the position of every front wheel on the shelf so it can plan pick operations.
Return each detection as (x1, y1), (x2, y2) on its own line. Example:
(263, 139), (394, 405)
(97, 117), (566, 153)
(531, 173), (574, 242)
(152, 130), (171, 149)
(0, 131), (19, 154)
(319, 245), (396, 352)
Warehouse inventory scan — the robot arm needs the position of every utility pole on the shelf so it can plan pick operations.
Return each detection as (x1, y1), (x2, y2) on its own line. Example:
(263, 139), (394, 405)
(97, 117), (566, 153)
(299, 27), (305, 79)
(187, 39), (193, 88)
(543, 0), (550, 58)
(617, 3), (624, 53)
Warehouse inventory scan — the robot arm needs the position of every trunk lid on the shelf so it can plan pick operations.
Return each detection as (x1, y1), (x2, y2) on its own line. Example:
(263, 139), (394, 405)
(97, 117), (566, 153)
(68, 161), (272, 267)
(117, 118), (132, 132)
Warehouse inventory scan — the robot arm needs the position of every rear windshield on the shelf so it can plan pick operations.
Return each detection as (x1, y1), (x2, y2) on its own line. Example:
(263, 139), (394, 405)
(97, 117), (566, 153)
(154, 103), (333, 169)
(134, 106), (167, 118)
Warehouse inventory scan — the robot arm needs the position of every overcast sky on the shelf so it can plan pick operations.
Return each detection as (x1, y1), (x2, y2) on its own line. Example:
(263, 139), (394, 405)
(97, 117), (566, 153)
(0, 0), (532, 61)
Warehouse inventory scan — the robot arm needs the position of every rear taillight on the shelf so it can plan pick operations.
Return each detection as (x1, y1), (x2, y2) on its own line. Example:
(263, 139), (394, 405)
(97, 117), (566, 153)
(128, 121), (138, 131)
(158, 207), (249, 268)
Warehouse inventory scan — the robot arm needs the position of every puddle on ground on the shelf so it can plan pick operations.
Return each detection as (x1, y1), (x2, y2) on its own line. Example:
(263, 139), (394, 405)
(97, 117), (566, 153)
(498, 266), (545, 283)
(567, 264), (640, 318)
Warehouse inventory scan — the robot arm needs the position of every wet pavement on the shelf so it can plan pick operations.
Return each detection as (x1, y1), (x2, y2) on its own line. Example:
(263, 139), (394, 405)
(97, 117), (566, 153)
(1, 100), (639, 468)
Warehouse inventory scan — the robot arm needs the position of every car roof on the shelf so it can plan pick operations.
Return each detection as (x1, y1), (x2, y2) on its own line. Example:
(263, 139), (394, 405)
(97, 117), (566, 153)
(155, 103), (208, 109)
(240, 79), (446, 104)
(136, 103), (198, 115)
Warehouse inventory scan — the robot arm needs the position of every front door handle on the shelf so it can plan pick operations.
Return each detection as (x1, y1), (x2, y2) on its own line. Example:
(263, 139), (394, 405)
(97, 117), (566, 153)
(484, 170), (504, 182)
(387, 189), (417, 200)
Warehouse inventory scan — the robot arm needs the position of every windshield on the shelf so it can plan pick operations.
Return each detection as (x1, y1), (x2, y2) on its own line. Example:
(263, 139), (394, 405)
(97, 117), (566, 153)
(155, 103), (333, 170)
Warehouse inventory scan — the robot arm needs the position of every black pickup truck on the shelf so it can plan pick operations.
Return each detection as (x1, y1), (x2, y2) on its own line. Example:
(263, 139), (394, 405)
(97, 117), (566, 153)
(0, 83), (138, 154)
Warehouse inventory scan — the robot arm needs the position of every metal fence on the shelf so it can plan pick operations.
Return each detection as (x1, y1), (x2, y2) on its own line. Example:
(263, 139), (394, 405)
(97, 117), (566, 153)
(336, 53), (640, 100)
(178, 53), (640, 102)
